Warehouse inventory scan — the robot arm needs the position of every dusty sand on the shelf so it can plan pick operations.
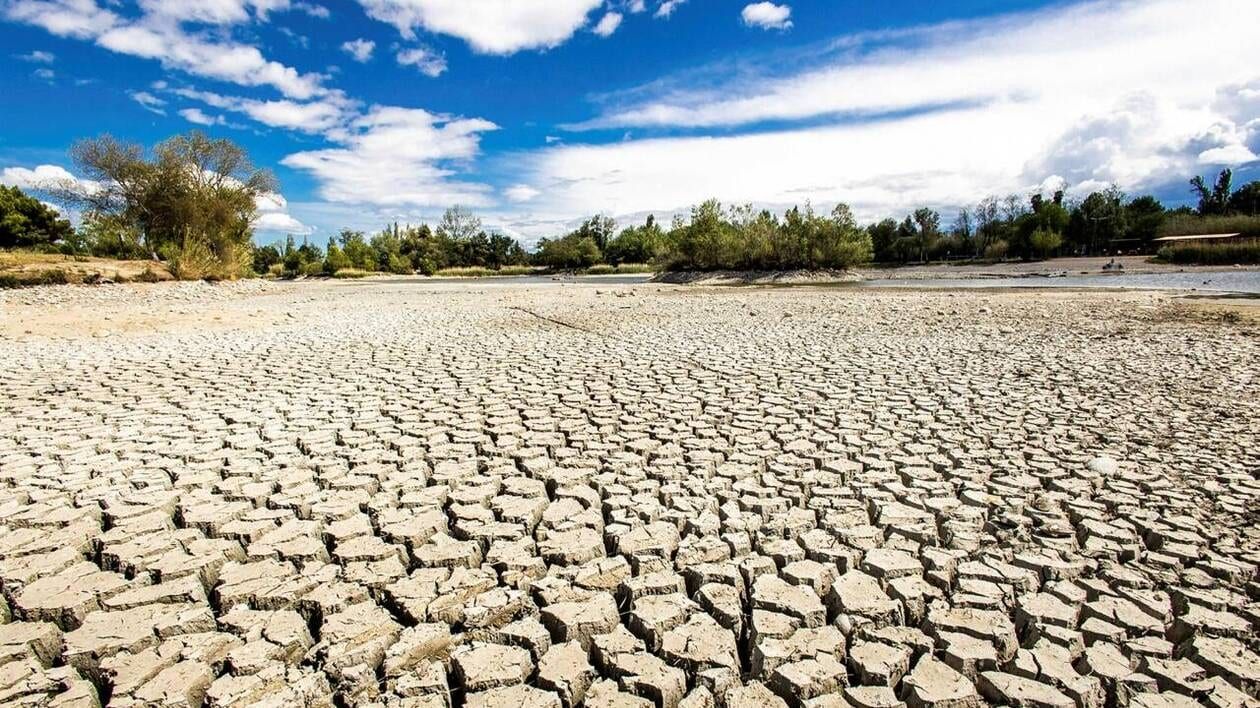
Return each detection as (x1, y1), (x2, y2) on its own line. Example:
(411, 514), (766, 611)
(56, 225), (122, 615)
(0, 278), (1256, 707)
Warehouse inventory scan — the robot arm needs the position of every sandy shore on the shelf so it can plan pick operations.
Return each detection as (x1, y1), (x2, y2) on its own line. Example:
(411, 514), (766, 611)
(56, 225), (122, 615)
(1, 278), (1256, 706)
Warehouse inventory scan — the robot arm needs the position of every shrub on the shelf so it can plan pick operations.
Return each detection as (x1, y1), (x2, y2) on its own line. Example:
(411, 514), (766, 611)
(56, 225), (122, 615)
(983, 240), (1009, 261)
(332, 268), (372, 278)
(1155, 240), (1260, 265)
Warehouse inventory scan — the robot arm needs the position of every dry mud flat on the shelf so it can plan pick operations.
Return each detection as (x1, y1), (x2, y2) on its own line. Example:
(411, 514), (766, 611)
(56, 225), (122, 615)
(0, 279), (1257, 708)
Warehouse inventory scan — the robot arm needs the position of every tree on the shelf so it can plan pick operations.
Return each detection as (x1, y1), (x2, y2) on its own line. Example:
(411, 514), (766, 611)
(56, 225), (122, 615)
(1228, 180), (1260, 215)
(252, 243), (282, 274)
(1029, 228), (1063, 259)
(436, 206), (482, 243)
(1190, 169), (1232, 216)
(573, 215), (617, 253)
(0, 185), (73, 249)
(1067, 187), (1127, 255)
(1124, 195), (1165, 246)
(66, 131), (276, 278)
(605, 215), (666, 265)
(867, 218), (898, 262)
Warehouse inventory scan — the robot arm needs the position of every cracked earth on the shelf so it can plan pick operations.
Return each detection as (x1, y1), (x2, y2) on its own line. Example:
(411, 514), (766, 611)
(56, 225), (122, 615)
(0, 278), (1257, 708)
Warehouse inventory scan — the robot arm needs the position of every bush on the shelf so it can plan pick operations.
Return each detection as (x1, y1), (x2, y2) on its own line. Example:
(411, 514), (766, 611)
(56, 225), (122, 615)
(1155, 240), (1260, 265)
(983, 240), (1009, 261)
(332, 268), (372, 278)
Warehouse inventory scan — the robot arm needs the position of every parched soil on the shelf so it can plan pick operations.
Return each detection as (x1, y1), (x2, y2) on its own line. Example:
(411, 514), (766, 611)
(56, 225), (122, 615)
(0, 279), (1256, 707)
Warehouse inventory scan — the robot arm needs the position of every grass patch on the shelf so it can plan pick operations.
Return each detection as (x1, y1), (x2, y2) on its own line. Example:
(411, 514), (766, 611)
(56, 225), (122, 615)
(433, 265), (541, 278)
(1155, 240), (1260, 265)
(0, 268), (73, 288)
(331, 268), (373, 279)
(1159, 214), (1260, 238)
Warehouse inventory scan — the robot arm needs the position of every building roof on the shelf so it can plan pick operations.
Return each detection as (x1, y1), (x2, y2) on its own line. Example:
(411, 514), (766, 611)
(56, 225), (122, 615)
(1152, 233), (1243, 242)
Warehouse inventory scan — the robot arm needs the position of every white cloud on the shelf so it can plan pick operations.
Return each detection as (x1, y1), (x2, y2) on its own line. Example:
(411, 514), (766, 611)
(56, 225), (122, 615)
(33, 67), (55, 81)
(625, 0), (645, 13)
(17, 50), (55, 62)
(4, 0), (326, 99)
(741, 2), (791, 30)
(508, 0), (1260, 228)
(293, 1), (328, 18)
(354, 0), (603, 54)
(592, 11), (622, 37)
(396, 46), (447, 77)
(282, 106), (498, 208)
(578, 0), (1260, 132)
(504, 184), (541, 202)
(341, 38), (375, 62)
(0, 164), (99, 195)
(179, 107), (225, 126)
(654, 0), (684, 19)
(129, 90), (167, 115)
(254, 192), (312, 234)
(135, 0), (290, 25)
(171, 87), (352, 133)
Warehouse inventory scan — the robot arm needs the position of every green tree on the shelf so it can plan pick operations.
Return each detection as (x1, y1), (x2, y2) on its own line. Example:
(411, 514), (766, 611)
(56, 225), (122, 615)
(0, 185), (74, 250)
(1067, 187), (1127, 255)
(1227, 180), (1260, 215)
(1124, 195), (1165, 247)
(66, 131), (276, 278)
(605, 215), (666, 265)
(1190, 169), (1232, 216)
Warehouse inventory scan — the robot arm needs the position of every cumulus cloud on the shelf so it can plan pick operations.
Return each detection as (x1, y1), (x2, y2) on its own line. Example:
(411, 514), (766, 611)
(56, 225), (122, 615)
(4, 0), (327, 99)
(654, 0), (684, 19)
(254, 192), (312, 234)
(0, 164), (99, 195)
(341, 38), (375, 62)
(282, 106), (498, 208)
(354, 0), (603, 54)
(396, 46), (447, 77)
(592, 11), (622, 37)
(741, 2), (791, 30)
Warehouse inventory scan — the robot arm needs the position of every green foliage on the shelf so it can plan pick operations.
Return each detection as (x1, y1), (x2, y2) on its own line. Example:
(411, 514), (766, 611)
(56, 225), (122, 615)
(658, 200), (872, 271)
(1156, 240), (1260, 265)
(1190, 169), (1232, 216)
(534, 233), (602, 269)
(1158, 213), (1260, 238)
(64, 131), (275, 278)
(0, 185), (73, 249)
(1228, 181), (1260, 216)
(1029, 228), (1063, 258)
(252, 244), (282, 274)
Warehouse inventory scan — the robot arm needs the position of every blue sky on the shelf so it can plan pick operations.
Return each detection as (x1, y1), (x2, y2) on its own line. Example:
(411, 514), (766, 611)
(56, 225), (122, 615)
(2, 0), (1257, 246)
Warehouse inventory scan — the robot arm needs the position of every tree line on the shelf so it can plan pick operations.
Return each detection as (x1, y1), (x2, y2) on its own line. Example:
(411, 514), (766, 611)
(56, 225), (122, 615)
(3, 131), (1258, 277)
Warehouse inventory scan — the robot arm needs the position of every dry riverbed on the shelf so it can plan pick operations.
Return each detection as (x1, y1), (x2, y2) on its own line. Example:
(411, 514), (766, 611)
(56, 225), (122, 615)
(0, 278), (1257, 707)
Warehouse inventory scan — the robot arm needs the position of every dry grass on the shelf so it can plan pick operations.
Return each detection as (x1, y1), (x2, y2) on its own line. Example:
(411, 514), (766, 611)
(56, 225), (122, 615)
(0, 251), (173, 287)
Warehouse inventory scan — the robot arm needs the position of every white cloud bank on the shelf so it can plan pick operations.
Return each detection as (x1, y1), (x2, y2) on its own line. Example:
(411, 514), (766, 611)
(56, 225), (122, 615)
(282, 107), (498, 208)
(354, 0), (603, 54)
(3, 0), (327, 99)
(504, 0), (1259, 231)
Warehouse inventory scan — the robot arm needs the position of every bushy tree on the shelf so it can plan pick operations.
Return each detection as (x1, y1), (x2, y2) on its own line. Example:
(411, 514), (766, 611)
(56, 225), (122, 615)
(0, 185), (73, 249)
(1228, 181), (1260, 216)
(65, 131), (276, 278)
(534, 233), (601, 269)
(605, 215), (666, 265)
